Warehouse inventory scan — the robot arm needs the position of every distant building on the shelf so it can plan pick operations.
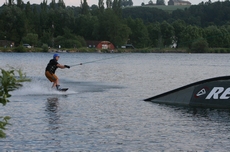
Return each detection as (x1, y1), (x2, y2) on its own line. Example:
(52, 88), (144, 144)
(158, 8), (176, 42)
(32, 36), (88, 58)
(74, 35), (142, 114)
(0, 40), (14, 47)
(168, 0), (191, 5)
(86, 41), (115, 50)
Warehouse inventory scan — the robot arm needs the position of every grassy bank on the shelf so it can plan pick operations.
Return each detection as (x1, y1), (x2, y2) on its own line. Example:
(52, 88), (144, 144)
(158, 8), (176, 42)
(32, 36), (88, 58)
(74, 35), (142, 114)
(0, 47), (186, 53)
(1, 46), (230, 53)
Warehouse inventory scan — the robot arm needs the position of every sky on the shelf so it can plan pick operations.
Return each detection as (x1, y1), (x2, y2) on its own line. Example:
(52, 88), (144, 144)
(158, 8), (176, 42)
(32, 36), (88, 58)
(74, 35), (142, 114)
(0, 0), (214, 7)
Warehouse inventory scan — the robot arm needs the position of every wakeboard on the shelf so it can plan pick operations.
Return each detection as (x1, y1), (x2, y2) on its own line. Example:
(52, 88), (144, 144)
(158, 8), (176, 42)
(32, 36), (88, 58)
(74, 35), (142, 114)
(58, 88), (68, 92)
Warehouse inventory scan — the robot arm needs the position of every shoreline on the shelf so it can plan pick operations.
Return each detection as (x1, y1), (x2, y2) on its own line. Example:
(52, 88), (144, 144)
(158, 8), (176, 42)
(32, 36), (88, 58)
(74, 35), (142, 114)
(1, 47), (229, 53)
(0, 47), (189, 53)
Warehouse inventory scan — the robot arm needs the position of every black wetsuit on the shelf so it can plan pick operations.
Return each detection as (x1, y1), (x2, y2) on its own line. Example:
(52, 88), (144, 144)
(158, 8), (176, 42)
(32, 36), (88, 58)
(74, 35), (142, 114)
(45, 59), (59, 74)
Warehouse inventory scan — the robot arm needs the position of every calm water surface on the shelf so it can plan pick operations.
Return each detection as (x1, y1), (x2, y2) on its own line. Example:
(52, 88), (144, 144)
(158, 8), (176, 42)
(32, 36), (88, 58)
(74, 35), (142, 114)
(1, 53), (230, 151)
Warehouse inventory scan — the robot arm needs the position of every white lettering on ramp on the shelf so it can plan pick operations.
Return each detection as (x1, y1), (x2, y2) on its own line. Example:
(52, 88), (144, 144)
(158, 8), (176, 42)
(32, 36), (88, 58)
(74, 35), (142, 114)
(220, 88), (230, 99)
(206, 87), (224, 99)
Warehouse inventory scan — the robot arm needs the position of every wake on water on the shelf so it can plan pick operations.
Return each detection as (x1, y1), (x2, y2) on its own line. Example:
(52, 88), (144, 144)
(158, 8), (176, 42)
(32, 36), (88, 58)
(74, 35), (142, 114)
(11, 78), (77, 96)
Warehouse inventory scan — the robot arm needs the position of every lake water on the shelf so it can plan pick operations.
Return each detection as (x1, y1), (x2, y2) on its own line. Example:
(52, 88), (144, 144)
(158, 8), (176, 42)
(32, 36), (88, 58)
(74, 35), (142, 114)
(1, 52), (230, 151)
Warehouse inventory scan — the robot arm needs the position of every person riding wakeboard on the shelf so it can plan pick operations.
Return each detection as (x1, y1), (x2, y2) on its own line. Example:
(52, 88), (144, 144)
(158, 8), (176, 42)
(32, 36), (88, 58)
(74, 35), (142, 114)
(45, 53), (70, 90)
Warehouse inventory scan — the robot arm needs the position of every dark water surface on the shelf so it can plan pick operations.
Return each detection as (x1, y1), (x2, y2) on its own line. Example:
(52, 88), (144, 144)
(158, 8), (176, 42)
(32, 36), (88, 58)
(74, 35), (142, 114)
(1, 53), (230, 151)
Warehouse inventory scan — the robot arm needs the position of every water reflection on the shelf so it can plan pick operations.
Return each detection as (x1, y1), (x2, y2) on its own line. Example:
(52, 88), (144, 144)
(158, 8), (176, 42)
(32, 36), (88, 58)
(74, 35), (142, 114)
(171, 105), (230, 123)
(187, 107), (230, 117)
(46, 97), (61, 130)
(47, 97), (59, 112)
(45, 97), (63, 149)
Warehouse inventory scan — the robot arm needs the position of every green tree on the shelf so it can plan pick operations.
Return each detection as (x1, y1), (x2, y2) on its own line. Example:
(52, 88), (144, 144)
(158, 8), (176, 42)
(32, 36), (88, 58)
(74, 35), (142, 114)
(203, 26), (222, 48)
(76, 14), (99, 40)
(106, 16), (131, 46)
(22, 33), (38, 46)
(191, 38), (209, 53)
(172, 19), (186, 48)
(128, 0), (133, 6)
(219, 26), (230, 48)
(148, 0), (154, 5)
(0, 68), (30, 138)
(41, 43), (49, 52)
(122, 7), (169, 23)
(121, 0), (133, 7)
(81, 0), (89, 15)
(91, 4), (98, 11)
(50, 0), (56, 10)
(106, 0), (112, 8)
(31, 5), (41, 38)
(16, 0), (24, 9)
(1, 6), (26, 45)
(0, 116), (10, 138)
(40, 31), (52, 47)
(147, 22), (161, 47)
(25, 2), (32, 19)
(41, 0), (48, 11)
(156, 0), (165, 5)
(48, 8), (75, 38)
(160, 21), (174, 46)
(57, 0), (65, 8)
(112, 0), (122, 17)
(180, 25), (203, 49)
(98, 0), (104, 12)
(96, 9), (131, 46)
(126, 17), (150, 48)
(39, 3), (50, 39)
(55, 28), (86, 48)
(8, 0), (14, 5)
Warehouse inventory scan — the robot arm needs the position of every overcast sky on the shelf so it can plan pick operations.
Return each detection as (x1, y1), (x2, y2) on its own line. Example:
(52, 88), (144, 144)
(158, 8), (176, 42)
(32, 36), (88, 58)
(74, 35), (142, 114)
(0, 0), (215, 7)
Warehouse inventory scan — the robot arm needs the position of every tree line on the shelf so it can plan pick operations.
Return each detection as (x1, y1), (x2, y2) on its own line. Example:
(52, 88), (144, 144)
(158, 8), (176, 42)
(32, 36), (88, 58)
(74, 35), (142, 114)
(1, 0), (230, 52)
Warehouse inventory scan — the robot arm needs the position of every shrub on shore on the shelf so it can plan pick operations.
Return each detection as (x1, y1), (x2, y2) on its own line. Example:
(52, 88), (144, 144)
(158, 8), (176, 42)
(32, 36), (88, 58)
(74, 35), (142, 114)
(13, 45), (26, 52)
(0, 68), (30, 138)
(42, 44), (49, 52)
